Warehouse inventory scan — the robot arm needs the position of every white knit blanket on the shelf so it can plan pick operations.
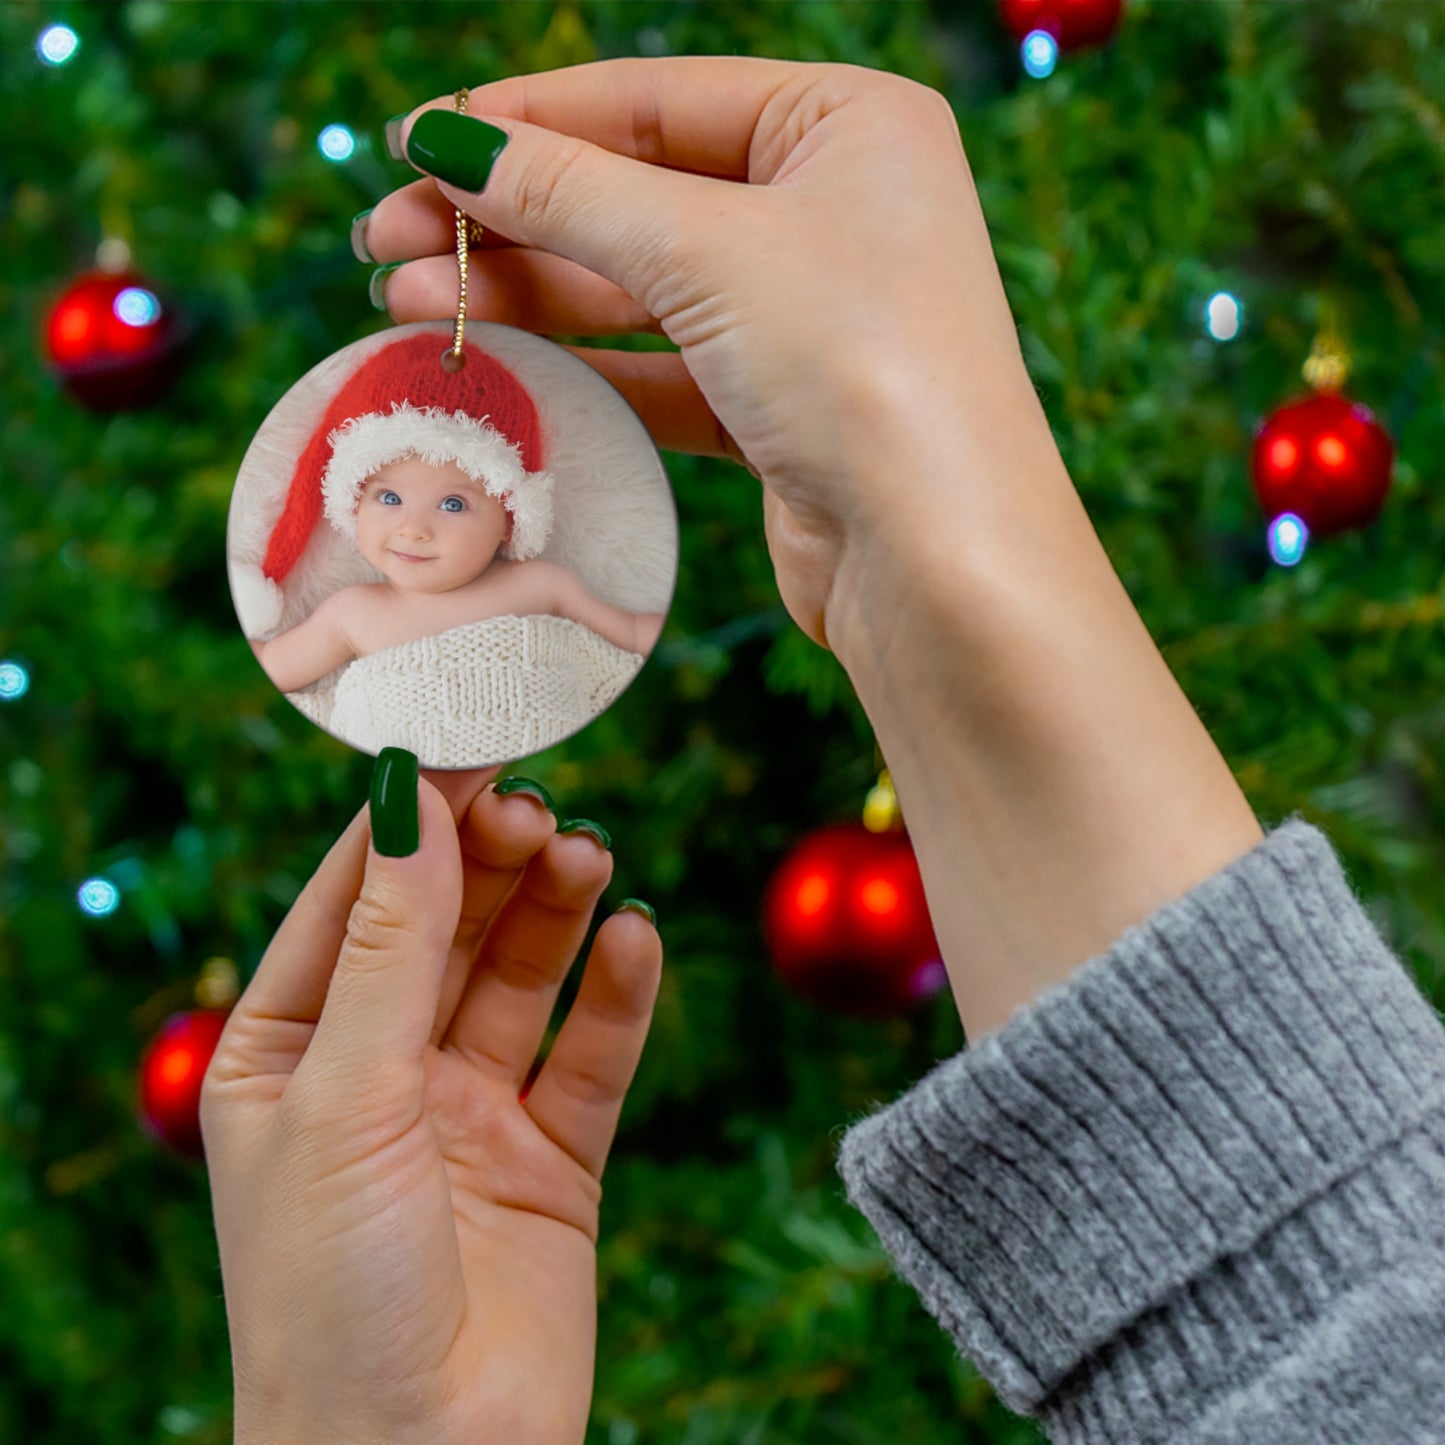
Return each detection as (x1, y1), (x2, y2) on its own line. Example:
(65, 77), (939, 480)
(286, 614), (644, 767)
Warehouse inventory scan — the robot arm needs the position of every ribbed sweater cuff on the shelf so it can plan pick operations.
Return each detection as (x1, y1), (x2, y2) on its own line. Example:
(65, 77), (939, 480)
(835, 816), (1445, 1432)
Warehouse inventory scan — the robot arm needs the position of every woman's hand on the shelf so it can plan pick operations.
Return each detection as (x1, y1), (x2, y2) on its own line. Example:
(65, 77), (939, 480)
(361, 59), (1263, 1047)
(361, 57), (1064, 661)
(201, 760), (662, 1445)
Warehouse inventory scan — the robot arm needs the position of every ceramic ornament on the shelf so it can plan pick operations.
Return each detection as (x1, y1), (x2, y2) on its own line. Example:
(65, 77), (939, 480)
(227, 321), (677, 769)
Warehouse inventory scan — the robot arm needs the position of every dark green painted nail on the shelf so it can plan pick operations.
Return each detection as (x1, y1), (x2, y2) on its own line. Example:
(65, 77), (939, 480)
(405, 110), (510, 192)
(384, 113), (409, 162)
(494, 775), (556, 812)
(370, 747), (419, 857)
(350, 208), (375, 264)
(617, 898), (656, 926)
(369, 261), (404, 311)
(559, 818), (612, 851)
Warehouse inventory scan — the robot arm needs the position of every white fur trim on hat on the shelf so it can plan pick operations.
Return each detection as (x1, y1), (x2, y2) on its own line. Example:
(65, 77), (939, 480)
(320, 401), (555, 561)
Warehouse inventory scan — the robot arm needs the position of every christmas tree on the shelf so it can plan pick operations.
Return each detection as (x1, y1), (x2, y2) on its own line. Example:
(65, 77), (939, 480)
(2, 3), (1442, 1441)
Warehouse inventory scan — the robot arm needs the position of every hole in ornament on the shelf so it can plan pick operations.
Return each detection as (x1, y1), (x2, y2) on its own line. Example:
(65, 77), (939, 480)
(440, 348), (466, 373)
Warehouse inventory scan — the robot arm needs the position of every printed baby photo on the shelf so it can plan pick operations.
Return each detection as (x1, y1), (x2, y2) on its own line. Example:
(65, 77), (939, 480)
(226, 320), (677, 769)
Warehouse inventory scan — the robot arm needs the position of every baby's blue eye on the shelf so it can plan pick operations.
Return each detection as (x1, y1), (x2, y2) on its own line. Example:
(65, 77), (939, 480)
(440, 496), (466, 513)
(378, 490), (401, 506)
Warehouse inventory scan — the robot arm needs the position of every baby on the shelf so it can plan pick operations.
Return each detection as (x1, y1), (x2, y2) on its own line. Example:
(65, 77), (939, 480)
(252, 454), (665, 695)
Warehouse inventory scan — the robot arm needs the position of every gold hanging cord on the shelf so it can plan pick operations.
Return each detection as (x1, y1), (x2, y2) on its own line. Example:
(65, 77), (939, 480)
(441, 88), (486, 373)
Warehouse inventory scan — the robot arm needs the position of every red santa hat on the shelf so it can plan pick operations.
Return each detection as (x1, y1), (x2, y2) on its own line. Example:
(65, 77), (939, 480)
(239, 333), (555, 634)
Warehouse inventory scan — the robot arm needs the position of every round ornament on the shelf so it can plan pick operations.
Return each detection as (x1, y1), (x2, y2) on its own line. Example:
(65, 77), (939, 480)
(998, 0), (1125, 50)
(44, 268), (184, 410)
(227, 321), (678, 769)
(1251, 391), (1394, 538)
(137, 1008), (230, 1158)
(763, 821), (945, 1018)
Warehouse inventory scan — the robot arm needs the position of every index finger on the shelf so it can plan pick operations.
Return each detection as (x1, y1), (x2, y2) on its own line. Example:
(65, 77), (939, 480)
(406, 54), (813, 182)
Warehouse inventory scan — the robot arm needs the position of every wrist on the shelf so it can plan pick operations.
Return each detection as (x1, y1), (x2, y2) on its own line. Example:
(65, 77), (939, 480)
(824, 367), (1077, 678)
(824, 409), (1262, 1041)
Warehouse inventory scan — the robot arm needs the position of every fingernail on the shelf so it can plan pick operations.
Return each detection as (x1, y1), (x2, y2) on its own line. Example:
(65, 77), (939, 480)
(350, 208), (375, 264)
(617, 898), (656, 926)
(494, 775), (556, 813)
(384, 113), (409, 162)
(405, 110), (510, 193)
(369, 261), (404, 312)
(558, 818), (612, 851)
(370, 747), (420, 857)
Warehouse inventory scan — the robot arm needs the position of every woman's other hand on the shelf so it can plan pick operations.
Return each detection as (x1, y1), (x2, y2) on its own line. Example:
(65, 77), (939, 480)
(201, 758), (662, 1445)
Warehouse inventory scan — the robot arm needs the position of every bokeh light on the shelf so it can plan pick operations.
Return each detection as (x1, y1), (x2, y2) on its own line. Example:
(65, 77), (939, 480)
(1268, 512), (1309, 568)
(1022, 31), (1059, 79)
(37, 24), (79, 66)
(318, 124), (356, 162)
(78, 878), (121, 917)
(114, 287), (162, 328)
(0, 661), (29, 700)
(1205, 291), (1242, 341)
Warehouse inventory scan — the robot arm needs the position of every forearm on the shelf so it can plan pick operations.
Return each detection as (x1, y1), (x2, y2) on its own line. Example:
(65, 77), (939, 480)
(827, 387), (1263, 1042)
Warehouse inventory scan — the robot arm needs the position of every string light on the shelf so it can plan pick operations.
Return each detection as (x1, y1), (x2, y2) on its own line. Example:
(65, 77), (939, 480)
(114, 287), (162, 328)
(1205, 291), (1243, 342)
(77, 878), (121, 917)
(37, 24), (79, 66)
(1022, 31), (1060, 78)
(318, 124), (356, 162)
(1268, 512), (1309, 568)
(0, 661), (29, 700)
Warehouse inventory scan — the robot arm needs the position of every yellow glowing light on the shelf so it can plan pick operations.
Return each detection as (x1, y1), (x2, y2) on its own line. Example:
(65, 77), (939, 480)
(1316, 434), (1347, 468)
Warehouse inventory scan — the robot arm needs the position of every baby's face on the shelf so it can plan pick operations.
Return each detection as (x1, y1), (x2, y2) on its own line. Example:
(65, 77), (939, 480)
(354, 456), (511, 595)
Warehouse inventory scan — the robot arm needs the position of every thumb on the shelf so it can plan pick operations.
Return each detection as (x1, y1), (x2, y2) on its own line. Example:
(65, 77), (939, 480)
(398, 106), (747, 317)
(303, 750), (463, 1091)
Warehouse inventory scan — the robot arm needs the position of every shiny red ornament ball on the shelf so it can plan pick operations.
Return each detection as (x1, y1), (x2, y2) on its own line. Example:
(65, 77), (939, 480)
(763, 822), (946, 1018)
(137, 1009), (230, 1158)
(998, 0), (1125, 49)
(44, 269), (183, 410)
(1251, 391), (1394, 538)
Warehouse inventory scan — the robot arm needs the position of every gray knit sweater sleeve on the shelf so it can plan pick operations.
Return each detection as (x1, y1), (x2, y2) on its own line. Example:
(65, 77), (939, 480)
(834, 817), (1445, 1443)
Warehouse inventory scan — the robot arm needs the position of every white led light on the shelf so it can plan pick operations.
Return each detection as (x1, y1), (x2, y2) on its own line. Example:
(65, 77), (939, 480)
(1206, 291), (1243, 341)
(1267, 512), (1308, 568)
(1022, 31), (1059, 79)
(318, 124), (356, 162)
(78, 878), (121, 917)
(114, 287), (161, 327)
(38, 24), (79, 66)
(0, 661), (28, 700)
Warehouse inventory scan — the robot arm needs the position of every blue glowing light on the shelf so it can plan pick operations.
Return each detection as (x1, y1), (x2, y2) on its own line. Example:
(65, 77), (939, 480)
(1268, 512), (1309, 568)
(318, 124), (356, 162)
(38, 24), (79, 65)
(78, 878), (121, 917)
(1022, 30), (1059, 79)
(1205, 292), (1243, 341)
(114, 287), (161, 328)
(0, 661), (28, 700)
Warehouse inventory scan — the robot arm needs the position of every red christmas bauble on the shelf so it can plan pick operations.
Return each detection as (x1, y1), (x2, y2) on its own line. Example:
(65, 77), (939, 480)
(137, 1009), (230, 1158)
(44, 269), (183, 410)
(998, 0), (1125, 49)
(763, 822), (946, 1018)
(1251, 391), (1394, 538)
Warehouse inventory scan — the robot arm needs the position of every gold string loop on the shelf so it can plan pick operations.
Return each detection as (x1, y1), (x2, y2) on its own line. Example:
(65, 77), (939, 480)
(441, 87), (480, 373)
